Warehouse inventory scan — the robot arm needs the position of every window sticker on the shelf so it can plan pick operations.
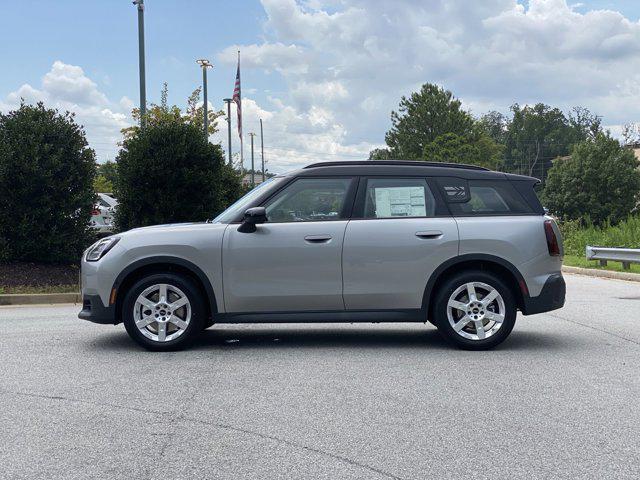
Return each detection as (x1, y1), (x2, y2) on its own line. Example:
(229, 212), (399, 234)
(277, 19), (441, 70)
(373, 186), (426, 217)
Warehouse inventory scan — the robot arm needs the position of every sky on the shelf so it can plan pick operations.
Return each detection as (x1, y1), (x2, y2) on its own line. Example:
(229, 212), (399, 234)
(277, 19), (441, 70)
(1, 0), (639, 173)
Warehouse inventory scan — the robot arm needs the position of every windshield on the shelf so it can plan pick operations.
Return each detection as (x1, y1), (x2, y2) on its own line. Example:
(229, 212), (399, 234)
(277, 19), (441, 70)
(212, 177), (285, 223)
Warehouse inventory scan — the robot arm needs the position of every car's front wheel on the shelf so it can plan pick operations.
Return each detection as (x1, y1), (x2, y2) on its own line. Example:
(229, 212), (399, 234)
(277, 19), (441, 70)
(122, 273), (205, 351)
(432, 270), (517, 350)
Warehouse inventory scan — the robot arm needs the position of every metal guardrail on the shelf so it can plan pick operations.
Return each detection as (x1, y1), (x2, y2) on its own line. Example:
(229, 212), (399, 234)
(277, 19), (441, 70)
(586, 246), (640, 270)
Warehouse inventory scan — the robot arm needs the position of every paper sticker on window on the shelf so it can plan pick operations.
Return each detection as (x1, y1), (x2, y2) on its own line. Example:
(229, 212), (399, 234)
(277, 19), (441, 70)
(374, 186), (426, 217)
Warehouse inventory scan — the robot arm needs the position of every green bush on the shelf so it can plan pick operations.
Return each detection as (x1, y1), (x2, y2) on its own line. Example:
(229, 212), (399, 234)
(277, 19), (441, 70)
(114, 120), (236, 230)
(0, 103), (96, 263)
(559, 216), (640, 257)
(543, 134), (640, 225)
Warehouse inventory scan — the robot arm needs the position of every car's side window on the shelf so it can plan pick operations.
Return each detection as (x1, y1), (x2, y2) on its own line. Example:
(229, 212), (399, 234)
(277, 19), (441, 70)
(363, 178), (436, 218)
(264, 178), (353, 223)
(444, 179), (533, 215)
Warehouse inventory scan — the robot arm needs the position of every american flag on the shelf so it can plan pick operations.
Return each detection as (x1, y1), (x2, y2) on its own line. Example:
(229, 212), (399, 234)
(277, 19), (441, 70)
(232, 52), (242, 139)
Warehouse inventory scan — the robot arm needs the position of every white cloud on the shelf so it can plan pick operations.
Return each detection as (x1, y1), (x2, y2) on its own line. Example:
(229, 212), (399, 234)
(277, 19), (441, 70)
(218, 43), (309, 75)
(1, 61), (131, 161)
(216, 0), (640, 171)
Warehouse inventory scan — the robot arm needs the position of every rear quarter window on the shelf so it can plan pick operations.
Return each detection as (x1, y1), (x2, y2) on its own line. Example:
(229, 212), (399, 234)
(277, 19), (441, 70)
(444, 179), (533, 216)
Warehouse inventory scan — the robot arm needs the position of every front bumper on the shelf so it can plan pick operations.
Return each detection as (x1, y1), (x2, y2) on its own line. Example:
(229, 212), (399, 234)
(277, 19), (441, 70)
(522, 273), (566, 315)
(78, 294), (117, 324)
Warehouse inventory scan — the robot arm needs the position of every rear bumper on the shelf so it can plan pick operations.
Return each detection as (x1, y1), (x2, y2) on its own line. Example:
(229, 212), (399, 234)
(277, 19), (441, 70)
(78, 294), (117, 324)
(522, 273), (566, 315)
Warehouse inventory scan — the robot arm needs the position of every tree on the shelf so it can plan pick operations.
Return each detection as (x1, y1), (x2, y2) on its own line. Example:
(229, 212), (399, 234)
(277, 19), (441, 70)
(368, 148), (394, 160)
(504, 104), (600, 181)
(568, 106), (602, 142)
(622, 122), (640, 145)
(504, 103), (571, 179)
(94, 160), (118, 193)
(97, 160), (118, 185)
(423, 131), (503, 170)
(114, 85), (241, 230)
(93, 175), (113, 193)
(479, 111), (508, 145)
(543, 134), (640, 225)
(0, 102), (96, 263)
(122, 83), (224, 140)
(379, 84), (475, 159)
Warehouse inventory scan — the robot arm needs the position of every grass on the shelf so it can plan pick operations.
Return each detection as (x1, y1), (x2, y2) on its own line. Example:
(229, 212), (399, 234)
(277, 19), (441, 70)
(560, 216), (640, 257)
(0, 284), (79, 295)
(563, 254), (640, 274)
(560, 216), (640, 274)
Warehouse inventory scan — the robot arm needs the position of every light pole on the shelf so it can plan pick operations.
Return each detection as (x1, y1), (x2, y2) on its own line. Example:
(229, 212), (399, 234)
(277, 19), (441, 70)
(196, 59), (213, 138)
(133, 0), (146, 127)
(260, 119), (265, 182)
(249, 132), (256, 187)
(223, 98), (233, 165)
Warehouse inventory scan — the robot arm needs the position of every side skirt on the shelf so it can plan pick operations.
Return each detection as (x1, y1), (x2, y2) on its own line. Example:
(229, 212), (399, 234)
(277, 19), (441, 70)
(214, 309), (425, 324)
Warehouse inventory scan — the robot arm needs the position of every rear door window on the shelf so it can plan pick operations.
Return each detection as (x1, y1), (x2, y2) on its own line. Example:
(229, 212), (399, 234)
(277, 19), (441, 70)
(362, 178), (436, 218)
(443, 179), (533, 215)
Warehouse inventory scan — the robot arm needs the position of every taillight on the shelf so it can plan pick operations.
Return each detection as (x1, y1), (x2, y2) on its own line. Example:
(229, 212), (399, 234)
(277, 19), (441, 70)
(544, 220), (560, 256)
(91, 209), (101, 216)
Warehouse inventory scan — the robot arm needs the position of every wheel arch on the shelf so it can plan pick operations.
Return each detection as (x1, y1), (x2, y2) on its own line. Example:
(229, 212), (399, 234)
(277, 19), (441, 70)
(112, 256), (218, 324)
(423, 254), (528, 320)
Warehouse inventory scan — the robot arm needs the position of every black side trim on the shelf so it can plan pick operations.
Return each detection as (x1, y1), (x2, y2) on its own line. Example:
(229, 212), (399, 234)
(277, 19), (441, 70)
(422, 254), (528, 313)
(78, 294), (116, 324)
(215, 309), (424, 324)
(522, 273), (566, 315)
(112, 256), (218, 315)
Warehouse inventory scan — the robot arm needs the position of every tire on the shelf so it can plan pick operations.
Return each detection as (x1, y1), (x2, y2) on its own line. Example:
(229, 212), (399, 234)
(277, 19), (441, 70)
(122, 273), (206, 351)
(432, 270), (517, 350)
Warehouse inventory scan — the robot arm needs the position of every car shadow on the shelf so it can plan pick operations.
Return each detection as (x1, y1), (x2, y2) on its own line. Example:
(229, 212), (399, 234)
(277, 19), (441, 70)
(87, 324), (567, 353)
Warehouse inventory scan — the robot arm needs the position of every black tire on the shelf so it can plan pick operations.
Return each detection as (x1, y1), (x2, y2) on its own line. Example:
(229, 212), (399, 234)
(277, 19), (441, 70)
(432, 270), (517, 350)
(122, 273), (206, 351)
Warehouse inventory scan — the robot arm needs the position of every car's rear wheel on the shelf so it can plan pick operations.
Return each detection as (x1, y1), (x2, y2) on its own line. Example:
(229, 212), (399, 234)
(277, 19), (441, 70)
(122, 273), (205, 351)
(432, 270), (516, 350)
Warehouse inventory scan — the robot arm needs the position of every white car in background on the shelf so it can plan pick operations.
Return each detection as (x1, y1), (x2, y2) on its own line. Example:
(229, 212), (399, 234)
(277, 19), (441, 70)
(91, 193), (118, 234)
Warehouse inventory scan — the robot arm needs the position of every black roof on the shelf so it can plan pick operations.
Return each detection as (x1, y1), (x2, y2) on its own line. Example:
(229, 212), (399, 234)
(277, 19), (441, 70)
(290, 160), (519, 180)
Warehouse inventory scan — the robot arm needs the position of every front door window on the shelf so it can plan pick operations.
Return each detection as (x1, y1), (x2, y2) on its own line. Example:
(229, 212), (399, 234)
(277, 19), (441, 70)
(264, 178), (352, 223)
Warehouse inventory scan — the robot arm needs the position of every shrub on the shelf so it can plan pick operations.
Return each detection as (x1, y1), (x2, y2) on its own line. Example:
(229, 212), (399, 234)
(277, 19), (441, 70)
(0, 103), (96, 263)
(543, 134), (640, 225)
(115, 120), (233, 230)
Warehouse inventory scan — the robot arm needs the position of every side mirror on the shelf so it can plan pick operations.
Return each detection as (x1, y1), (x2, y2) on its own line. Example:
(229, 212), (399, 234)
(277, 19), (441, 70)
(237, 207), (267, 233)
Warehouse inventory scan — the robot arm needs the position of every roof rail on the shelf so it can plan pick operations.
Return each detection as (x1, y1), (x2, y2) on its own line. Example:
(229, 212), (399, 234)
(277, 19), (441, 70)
(303, 160), (490, 171)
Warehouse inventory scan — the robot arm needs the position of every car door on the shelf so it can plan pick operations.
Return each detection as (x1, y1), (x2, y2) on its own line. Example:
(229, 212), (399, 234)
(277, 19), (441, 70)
(342, 177), (459, 311)
(223, 176), (357, 313)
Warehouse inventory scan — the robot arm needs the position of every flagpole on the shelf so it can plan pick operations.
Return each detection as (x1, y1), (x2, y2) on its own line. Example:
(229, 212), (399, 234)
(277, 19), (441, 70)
(237, 50), (244, 176)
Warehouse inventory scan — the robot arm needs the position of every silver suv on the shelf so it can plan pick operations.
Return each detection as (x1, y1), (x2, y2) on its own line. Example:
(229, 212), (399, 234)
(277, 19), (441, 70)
(79, 161), (565, 351)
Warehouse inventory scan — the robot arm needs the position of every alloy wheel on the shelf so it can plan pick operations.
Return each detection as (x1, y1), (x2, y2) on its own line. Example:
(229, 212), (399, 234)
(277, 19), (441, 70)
(133, 283), (192, 343)
(446, 282), (506, 341)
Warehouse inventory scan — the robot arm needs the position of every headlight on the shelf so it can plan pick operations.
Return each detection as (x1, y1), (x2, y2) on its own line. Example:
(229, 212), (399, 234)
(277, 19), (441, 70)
(85, 237), (120, 262)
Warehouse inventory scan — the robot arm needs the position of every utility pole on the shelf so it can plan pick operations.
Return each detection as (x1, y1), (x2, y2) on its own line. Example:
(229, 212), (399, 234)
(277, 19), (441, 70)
(249, 132), (256, 188)
(133, 0), (146, 127)
(260, 119), (265, 182)
(223, 98), (233, 165)
(196, 59), (213, 138)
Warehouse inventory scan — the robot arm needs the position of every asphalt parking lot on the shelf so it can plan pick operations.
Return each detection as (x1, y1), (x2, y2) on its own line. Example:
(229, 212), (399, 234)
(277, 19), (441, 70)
(1, 273), (639, 480)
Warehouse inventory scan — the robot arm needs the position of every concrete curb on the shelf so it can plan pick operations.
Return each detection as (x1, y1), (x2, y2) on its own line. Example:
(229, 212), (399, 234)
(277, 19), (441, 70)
(0, 292), (81, 306)
(562, 265), (640, 283)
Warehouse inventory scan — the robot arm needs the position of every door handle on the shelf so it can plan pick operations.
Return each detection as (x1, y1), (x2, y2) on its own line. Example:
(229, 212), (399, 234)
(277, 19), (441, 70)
(304, 235), (332, 243)
(415, 230), (443, 239)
